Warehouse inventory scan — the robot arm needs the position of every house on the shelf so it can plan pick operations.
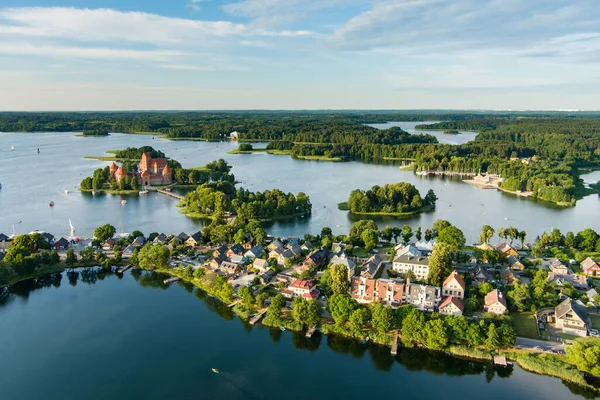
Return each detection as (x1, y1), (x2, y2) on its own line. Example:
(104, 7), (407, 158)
(52, 237), (70, 251)
(439, 295), (464, 316)
(507, 254), (525, 270)
(177, 232), (189, 242)
(123, 244), (136, 258)
(471, 266), (493, 287)
(267, 240), (283, 251)
(244, 245), (265, 259)
(548, 273), (588, 290)
(350, 276), (403, 306)
(282, 279), (319, 299)
(277, 249), (296, 265)
(253, 258), (270, 274)
(500, 267), (517, 284)
(330, 253), (356, 281)
(394, 243), (422, 257)
(186, 231), (202, 247)
(153, 233), (168, 244)
(132, 236), (146, 247)
(260, 270), (274, 284)
(442, 270), (466, 300)
(220, 261), (241, 275)
(484, 289), (508, 315)
(555, 298), (589, 337)
(213, 245), (228, 258)
(102, 239), (116, 250)
(41, 232), (55, 244)
(587, 289), (598, 303)
(0, 233), (9, 242)
(415, 240), (435, 254)
(303, 249), (329, 269)
(208, 257), (225, 270)
(360, 255), (384, 279)
(269, 246), (285, 259)
(229, 254), (245, 266)
(549, 258), (570, 276)
(405, 283), (441, 312)
(226, 244), (244, 257)
(229, 131), (239, 140)
(392, 254), (430, 281)
(285, 243), (302, 257)
(301, 241), (313, 251)
(581, 257), (600, 277)
(495, 243), (518, 258)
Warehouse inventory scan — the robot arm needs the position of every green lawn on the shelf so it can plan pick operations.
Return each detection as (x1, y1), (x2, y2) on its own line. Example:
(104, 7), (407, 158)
(350, 247), (371, 258)
(589, 314), (600, 329)
(511, 312), (541, 339)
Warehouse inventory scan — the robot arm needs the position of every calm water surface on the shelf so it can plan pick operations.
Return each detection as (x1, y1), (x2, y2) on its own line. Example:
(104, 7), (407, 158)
(0, 270), (593, 400)
(0, 125), (599, 241)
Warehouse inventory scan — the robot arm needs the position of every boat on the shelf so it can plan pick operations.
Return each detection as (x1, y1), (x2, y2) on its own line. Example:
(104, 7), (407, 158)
(0, 183), (2, 189)
(91, 189), (100, 195)
(69, 218), (75, 235)
(211, 368), (219, 374)
(64, 189), (69, 194)
(279, 326), (286, 331)
(164, 187), (172, 192)
(37, 148), (40, 154)
(139, 190), (149, 195)
(121, 200), (127, 205)
(10, 146), (14, 151)
(49, 201), (55, 207)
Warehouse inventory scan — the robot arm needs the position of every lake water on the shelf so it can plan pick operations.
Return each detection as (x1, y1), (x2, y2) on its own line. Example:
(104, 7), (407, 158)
(366, 120), (479, 145)
(0, 124), (599, 242)
(0, 270), (594, 400)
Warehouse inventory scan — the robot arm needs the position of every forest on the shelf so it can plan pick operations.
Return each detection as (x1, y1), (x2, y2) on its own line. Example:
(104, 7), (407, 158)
(346, 183), (437, 215)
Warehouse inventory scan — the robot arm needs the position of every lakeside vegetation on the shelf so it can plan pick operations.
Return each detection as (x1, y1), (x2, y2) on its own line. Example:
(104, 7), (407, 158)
(345, 183), (437, 216)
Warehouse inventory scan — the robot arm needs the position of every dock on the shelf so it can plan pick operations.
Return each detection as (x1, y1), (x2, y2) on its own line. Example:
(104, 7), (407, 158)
(249, 309), (267, 325)
(117, 265), (132, 274)
(391, 335), (398, 356)
(156, 188), (184, 200)
(228, 299), (241, 308)
(163, 276), (182, 284)
(305, 326), (317, 338)
(493, 355), (511, 367)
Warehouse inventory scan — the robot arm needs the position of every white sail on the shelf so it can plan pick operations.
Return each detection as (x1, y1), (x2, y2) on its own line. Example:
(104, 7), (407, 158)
(69, 218), (75, 234)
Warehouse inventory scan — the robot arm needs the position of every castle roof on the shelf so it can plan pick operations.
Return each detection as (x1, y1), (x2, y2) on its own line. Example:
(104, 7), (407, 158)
(162, 164), (171, 176)
(115, 166), (127, 177)
(140, 170), (150, 177)
(110, 162), (118, 173)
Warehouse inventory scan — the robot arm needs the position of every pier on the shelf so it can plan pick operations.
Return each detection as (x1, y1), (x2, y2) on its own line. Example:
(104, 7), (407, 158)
(163, 276), (182, 284)
(156, 188), (184, 200)
(305, 326), (317, 338)
(390, 335), (398, 355)
(228, 299), (241, 308)
(117, 265), (133, 274)
(493, 356), (511, 367)
(249, 309), (267, 325)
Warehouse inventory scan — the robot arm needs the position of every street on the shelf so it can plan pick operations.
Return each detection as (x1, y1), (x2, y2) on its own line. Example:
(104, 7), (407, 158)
(515, 337), (565, 352)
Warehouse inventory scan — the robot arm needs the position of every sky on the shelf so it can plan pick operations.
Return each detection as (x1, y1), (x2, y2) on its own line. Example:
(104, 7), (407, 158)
(0, 0), (599, 110)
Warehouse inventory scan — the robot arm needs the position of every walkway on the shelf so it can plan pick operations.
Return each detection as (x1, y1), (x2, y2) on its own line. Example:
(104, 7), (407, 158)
(515, 337), (565, 352)
(155, 188), (184, 200)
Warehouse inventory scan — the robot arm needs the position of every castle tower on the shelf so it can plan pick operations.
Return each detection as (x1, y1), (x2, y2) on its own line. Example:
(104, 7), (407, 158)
(110, 162), (118, 175)
(115, 166), (127, 183)
(140, 152), (151, 173)
(162, 164), (172, 184)
(140, 170), (150, 186)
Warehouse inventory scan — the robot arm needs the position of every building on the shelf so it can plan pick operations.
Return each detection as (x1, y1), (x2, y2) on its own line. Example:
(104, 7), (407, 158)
(110, 153), (172, 186)
(301, 241), (313, 251)
(244, 245), (265, 259)
(394, 243), (422, 257)
(303, 249), (329, 269)
(253, 258), (270, 274)
(226, 244), (244, 258)
(581, 257), (600, 277)
(507, 254), (525, 271)
(229, 254), (245, 266)
(330, 253), (356, 281)
(177, 232), (189, 242)
(439, 296), (464, 316)
(555, 298), (589, 337)
(0, 233), (9, 242)
(153, 233), (168, 244)
(548, 273), (588, 290)
(283, 279), (319, 299)
(392, 254), (430, 280)
(442, 270), (465, 300)
(484, 289), (508, 315)
(471, 266), (493, 287)
(549, 258), (570, 276)
(52, 237), (70, 251)
(350, 276), (404, 306)
(405, 283), (441, 311)
(360, 255), (384, 279)
(495, 243), (518, 258)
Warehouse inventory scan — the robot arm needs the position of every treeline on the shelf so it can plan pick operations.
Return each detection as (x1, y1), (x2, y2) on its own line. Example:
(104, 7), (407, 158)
(82, 129), (109, 136)
(347, 183), (437, 214)
(114, 146), (166, 160)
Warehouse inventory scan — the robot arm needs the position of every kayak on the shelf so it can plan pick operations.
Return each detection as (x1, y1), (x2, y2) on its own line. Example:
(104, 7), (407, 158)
(212, 368), (219, 374)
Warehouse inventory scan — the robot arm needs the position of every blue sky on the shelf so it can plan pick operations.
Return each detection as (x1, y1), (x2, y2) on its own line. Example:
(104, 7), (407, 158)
(0, 0), (599, 110)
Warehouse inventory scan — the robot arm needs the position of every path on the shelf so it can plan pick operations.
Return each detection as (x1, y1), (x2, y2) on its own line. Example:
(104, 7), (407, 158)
(515, 337), (565, 352)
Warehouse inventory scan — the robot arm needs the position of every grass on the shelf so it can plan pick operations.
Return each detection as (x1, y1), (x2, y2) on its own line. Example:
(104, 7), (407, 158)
(294, 155), (342, 162)
(448, 345), (492, 361)
(559, 333), (580, 341)
(590, 314), (600, 330)
(350, 247), (371, 258)
(510, 311), (541, 339)
(227, 148), (269, 155)
(337, 202), (349, 211)
(344, 204), (435, 218)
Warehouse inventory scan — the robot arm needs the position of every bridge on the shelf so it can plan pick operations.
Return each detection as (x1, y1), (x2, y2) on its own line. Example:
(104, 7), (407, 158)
(155, 188), (184, 200)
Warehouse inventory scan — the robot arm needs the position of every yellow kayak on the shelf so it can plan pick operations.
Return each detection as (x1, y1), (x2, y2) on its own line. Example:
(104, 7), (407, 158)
(212, 368), (219, 374)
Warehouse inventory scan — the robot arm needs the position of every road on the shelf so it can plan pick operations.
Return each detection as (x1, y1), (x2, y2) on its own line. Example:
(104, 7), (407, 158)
(515, 337), (565, 352)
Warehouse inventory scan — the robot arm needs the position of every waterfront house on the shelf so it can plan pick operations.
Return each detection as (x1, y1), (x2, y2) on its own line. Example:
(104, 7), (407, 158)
(102, 239), (116, 251)
(350, 276), (403, 306)
(392, 254), (430, 281)
(549, 258), (570, 276)
(303, 249), (329, 269)
(229, 254), (245, 266)
(330, 252), (356, 281)
(415, 241), (435, 254)
(350, 276), (376, 303)
(507, 255), (525, 271)
(244, 245), (265, 259)
(41, 232), (55, 244)
(484, 289), (508, 315)
(123, 244), (136, 258)
(301, 241), (313, 251)
(439, 296), (464, 316)
(442, 270), (465, 300)
(394, 243), (423, 257)
(495, 243), (518, 258)
(177, 232), (189, 242)
(53, 237), (70, 251)
(405, 282), (441, 312)
(282, 279), (319, 299)
(267, 240), (283, 251)
(132, 236), (146, 247)
(581, 257), (600, 277)
(253, 258), (270, 274)
(0, 233), (9, 242)
(555, 298), (589, 337)
(186, 231), (202, 247)
(0, 241), (11, 252)
(269, 246), (285, 260)
(360, 255), (384, 279)
(153, 233), (169, 244)
(285, 243), (302, 257)
(471, 266), (493, 287)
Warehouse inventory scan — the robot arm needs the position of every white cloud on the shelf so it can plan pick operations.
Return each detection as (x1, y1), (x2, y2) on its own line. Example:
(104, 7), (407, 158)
(0, 43), (184, 61)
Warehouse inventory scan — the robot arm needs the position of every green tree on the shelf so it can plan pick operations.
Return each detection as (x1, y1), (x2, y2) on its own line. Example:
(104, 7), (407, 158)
(328, 294), (358, 326)
(415, 226), (422, 241)
(478, 282), (494, 297)
(498, 324), (516, 348)
(485, 323), (501, 350)
(49, 250), (60, 265)
(371, 302), (394, 334)
(137, 244), (170, 270)
(433, 220), (451, 235)
(424, 228), (434, 241)
(66, 248), (77, 265)
(480, 225), (495, 244)
(94, 224), (116, 242)
(404, 269), (416, 282)
(424, 319), (448, 350)
(292, 297), (308, 325)
(256, 292), (269, 309)
(565, 231), (576, 248)
(401, 309), (426, 344)
(349, 308), (369, 335)
(238, 286), (254, 309)
(305, 299), (322, 328)
(567, 338), (600, 375)
(428, 243), (453, 286)
(350, 220), (378, 239)
(381, 225), (393, 242)
(267, 294), (286, 324)
(437, 226), (466, 250)
(329, 264), (349, 295)
(233, 229), (246, 245)
(402, 225), (413, 244)
(507, 282), (532, 312)
(361, 229), (379, 250)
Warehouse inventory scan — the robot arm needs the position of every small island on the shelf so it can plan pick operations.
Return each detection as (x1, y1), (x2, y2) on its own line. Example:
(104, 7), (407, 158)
(443, 130), (461, 135)
(81, 129), (109, 136)
(340, 182), (437, 216)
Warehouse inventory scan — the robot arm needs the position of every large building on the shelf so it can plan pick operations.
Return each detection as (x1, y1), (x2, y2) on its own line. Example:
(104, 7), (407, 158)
(349, 276), (440, 310)
(110, 152), (172, 186)
(442, 270), (466, 300)
(392, 254), (430, 280)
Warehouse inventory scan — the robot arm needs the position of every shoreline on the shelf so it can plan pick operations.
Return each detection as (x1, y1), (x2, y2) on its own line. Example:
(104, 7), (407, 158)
(339, 203), (435, 217)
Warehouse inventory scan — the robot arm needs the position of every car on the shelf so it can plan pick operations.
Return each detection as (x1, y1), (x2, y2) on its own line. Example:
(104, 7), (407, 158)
(589, 329), (599, 335)
(533, 346), (542, 351)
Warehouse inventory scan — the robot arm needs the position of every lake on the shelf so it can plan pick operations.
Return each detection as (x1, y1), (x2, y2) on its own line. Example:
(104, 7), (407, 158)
(0, 269), (594, 400)
(0, 124), (599, 242)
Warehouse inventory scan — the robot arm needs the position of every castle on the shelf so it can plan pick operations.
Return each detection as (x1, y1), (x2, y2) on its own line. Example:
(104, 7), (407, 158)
(110, 152), (172, 186)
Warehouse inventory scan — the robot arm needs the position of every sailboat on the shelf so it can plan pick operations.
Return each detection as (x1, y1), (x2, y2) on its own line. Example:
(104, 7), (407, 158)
(211, 368), (219, 374)
(11, 146), (15, 151)
(69, 218), (75, 235)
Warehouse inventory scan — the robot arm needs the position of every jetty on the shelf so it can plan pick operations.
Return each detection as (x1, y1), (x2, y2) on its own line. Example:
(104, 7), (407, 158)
(163, 276), (182, 284)
(249, 309), (267, 325)
(156, 188), (184, 200)
(391, 335), (398, 356)
(493, 355), (511, 367)
(117, 264), (133, 274)
(228, 299), (241, 308)
(305, 326), (317, 338)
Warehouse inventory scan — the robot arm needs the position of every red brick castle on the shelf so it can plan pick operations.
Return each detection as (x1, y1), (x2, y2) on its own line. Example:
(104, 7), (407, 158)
(110, 152), (172, 186)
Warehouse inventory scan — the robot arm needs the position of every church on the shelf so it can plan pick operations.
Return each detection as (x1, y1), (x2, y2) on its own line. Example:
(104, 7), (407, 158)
(110, 152), (172, 186)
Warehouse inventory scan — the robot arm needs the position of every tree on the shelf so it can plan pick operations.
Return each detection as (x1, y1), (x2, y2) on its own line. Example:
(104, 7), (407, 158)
(485, 323), (501, 350)
(65, 248), (77, 265)
(415, 226), (422, 241)
(267, 294), (286, 323)
(328, 294), (358, 326)
(349, 308), (369, 335)
(350, 220), (378, 239)
(567, 338), (600, 375)
(113, 248), (122, 264)
(392, 227), (402, 243)
(371, 302), (394, 334)
(256, 292), (269, 309)
(478, 282), (494, 297)
(49, 250), (60, 265)
(137, 244), (170, 270)
(402, 225), (413, 244)
(131, 230), (144, 239)
(565, 231), (576, 248)
(305, 299), (322, 328)
(428, 243), (453, 286)
(424, 228), (434, 242)
(94, 224), (116, 242)
(362, 229), (379, 250)
(292, 297), (308, 324)
(480, 225), (495, 244)
(401, 309), (426, 344)
(507, 282), (532, 312)
(238, 286), (254, 309)
(433, 220), (451, 235)
(284, 258), (293, 269)
(233, 229), (246, 245)
(404, 269), (416, 282)
(381, 225), (393, 242)
(498, 324), (516, 348)
(437, 226), (466, 250)
(329, 264), (349, 295)
(424, 319), (448, 350)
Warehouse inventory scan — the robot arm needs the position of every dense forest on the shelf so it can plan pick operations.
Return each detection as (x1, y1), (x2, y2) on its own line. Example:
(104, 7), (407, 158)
(3, 112), (600, 206)
(346, 183), (437, 214)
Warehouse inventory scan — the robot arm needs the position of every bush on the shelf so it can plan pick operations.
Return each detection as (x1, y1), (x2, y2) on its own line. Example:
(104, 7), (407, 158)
(238, 143), (253, 151)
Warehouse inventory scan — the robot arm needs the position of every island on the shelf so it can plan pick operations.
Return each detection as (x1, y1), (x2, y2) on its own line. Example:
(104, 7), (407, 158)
(340, 183), (437, 216)
(442, 130), (461, 135)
